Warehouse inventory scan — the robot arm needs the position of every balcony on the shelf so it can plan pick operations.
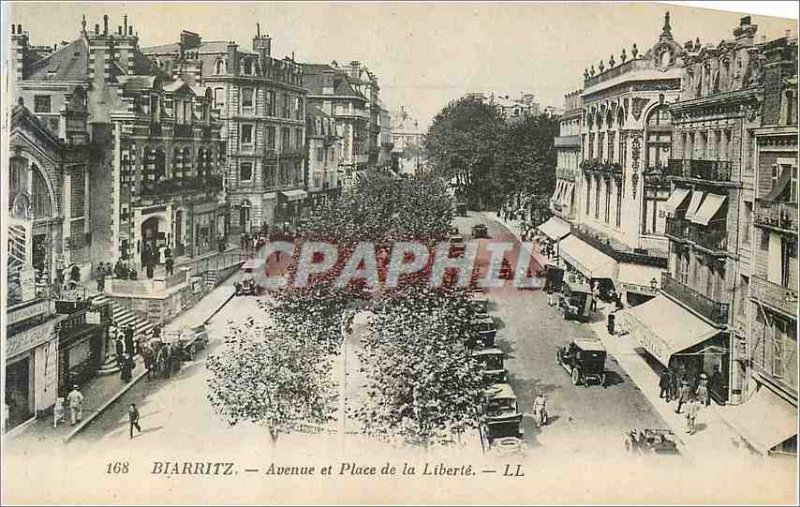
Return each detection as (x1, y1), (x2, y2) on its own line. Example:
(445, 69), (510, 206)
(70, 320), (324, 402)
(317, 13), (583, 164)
(665, 217), (727, 255)
(661, 272), (730, 326)
(106, 269), (190, 296)
(750, 274), (799, 318)
(140, 175), (223, 197)
(754, 200), (797, 235)
(580, 159), (622, 175)
(667, 159), (733, 184)
(570, 225), (668, 268)
(7, 298), (56, 327)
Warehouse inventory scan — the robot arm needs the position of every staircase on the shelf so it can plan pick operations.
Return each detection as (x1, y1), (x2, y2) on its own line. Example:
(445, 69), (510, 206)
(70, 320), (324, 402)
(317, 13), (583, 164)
(92, 294), (157, 376)
(204, 270), (218, 289)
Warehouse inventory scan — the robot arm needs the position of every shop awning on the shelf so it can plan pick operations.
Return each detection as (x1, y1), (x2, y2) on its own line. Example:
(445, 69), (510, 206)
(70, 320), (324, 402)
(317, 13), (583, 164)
(691, 194), (727, 226)
(280, 189), (308, 202)
(763, 166), (792, 202)
(664, 188), (691, 214)
(561, 182), (575, 206)
(537, 216), (571, 241)
(558, 235), (617, 279)
(552, 180), (565, 203)
(684, 190), (705, 222)
(722, 387), (797, 455)
(616, 263), (665, 293)
(620, 295), (719, 367)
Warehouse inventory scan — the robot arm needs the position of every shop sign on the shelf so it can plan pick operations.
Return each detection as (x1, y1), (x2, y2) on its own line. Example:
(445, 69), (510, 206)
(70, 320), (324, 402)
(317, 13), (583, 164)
(7, 299), (54, 326)
(191, 277), (204, 294)
(7, 319), (59, 358)
(85, 311), (102, 325)
(627, 315), (671, 366)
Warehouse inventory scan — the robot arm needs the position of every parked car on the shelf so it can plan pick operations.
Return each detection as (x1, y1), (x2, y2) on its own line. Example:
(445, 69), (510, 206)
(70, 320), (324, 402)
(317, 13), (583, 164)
(161, 324), (210, 361)
(472, 223), (488, 238)
(472, 347), (506, 383)
(449, 233), (466, 256)
(556, 339), (607, 387)
(623, 428), (680, 455)
(558, 281), (593, 322)
(470, 316), (497, 347)
(470, 296), (490, 318)
(480, 383), (524, 453)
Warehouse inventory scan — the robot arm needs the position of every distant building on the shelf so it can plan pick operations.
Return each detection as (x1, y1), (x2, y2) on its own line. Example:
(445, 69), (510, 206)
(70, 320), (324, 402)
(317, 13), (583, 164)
(390, 106), (423, 175)
(550, 90), (582, 224)
(305, 104), (342, 209)
(378, 103), (393, 168)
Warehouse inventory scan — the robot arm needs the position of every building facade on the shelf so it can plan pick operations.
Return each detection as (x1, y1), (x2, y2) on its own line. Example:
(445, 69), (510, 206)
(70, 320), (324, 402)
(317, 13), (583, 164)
(305, 104), (342, 209)
(143, 27), (307, 232)
(390, 106), (423, 175)
(551, 90), (583, 222)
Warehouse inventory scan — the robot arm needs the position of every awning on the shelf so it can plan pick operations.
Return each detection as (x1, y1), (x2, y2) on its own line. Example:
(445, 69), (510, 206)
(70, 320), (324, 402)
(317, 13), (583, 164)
(616, 263), (665, 293)
(723, 386), (797, 455)
(558, 235), (617, 279)
(763, 166), (792, 202)
(279, 189), (308, 202)
(552, 180), (565, 202)
(537, 216), (571, 241)
(664, 188), (691, 214)
(561, 182), (575, 206)
(684, 190), (705, 222)
(619, 295), (720, 367)
(691, 194), (727, 226)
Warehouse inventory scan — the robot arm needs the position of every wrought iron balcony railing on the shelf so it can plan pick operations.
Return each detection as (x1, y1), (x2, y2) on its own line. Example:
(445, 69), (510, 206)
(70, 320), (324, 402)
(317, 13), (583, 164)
(750, 274), (799, 317)
(661, 272), (730, 326)
(140, 175), (223, 196)
(570, 225), (668, 267)
(667, 159), (733, 183)
(665, 217), (727, 254)
(754, 199), (797, 234)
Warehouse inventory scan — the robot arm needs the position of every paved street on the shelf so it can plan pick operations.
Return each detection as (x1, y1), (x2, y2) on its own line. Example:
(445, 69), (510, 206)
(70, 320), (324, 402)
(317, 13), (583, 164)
(453, 212), (666, 457)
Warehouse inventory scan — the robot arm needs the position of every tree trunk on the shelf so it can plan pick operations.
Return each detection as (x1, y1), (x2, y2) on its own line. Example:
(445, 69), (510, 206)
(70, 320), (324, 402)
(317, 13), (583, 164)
(269, 427), (279, 446)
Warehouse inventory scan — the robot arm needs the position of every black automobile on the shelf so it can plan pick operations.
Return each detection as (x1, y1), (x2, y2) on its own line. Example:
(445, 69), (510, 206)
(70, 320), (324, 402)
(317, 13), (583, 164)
(556, 339), (607, 387)
(472, 347), (506, 383)
(472, 223), (488, 239)
(480, 383), (524, 454)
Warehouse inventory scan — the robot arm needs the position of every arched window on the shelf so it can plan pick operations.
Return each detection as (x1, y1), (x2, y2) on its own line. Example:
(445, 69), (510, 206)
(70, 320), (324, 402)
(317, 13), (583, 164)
(606, 110), (613, 129)
(31, 165), (53, 220)
(214, 59), (225, 75)
(617, 108), (625, 128)
(645, 106), (672, 169)
(213, 87), (225, 109)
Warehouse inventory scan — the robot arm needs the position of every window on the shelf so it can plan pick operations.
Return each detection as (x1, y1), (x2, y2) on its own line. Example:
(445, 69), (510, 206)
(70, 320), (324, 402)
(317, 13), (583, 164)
(282, 127), (290, 151)
(788, 164), (798, 203)
(739, 275), (749, 316)
(240, 124), (254, 150)
(239, 161), (253, 182)
(267, 91), (275, 116)
(760, 230), (770, 251)
(594, 177), (600, 218)
(266, 126), (276, 151)
(34, 95), (51, 113)
(742, 201), (752, 244)
(295, 129), (303, 149)
(615, 180), (622, 227)
(598, 133), (605, 161)
(214, 59), (225, 75)
(243, 59), (253, 75)
(213, 88), (225, 109)
(282, 93), (290, 118)
(316, 147), (324, 162)
(585, 177), (591, 215)
(608, 132), (615, 163)
(786, 90), (796, 126)
(241, 88), (254, 113)
(604, 179), (611, 223)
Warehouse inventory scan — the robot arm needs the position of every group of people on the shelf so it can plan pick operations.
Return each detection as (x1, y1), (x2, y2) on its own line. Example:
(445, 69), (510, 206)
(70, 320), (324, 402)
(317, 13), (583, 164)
(109, 322), (139, 383)
(659, 364), (722, 435)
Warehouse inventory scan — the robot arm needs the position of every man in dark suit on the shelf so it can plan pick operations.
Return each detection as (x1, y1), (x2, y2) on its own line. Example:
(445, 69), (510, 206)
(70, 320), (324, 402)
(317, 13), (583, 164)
(128, 403), (141, 438)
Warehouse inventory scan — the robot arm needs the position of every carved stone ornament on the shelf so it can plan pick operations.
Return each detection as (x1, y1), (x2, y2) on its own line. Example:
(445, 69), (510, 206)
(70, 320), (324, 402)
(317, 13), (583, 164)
(631, 171), (639, 200)
(631, 134), (642, 169)
(631, 97), (650, 121)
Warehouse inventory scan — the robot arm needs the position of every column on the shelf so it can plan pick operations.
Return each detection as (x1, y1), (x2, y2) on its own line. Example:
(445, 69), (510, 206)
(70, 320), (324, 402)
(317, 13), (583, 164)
(62, 170), (72, 266)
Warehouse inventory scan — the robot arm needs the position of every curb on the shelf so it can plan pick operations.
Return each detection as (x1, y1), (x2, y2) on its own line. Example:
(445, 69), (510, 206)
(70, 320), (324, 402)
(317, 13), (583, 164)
(203, 290), (236, 325)
(63, 368), (149, 443)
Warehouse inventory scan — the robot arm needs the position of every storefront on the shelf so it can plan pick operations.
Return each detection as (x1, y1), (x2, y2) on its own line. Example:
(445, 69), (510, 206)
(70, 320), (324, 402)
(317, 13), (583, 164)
(277, 189), (308, 228)
(722, 385), (797, 456)
(616, 262), (664, 306)
(57, 309), (106, 394)
(558, 234), (617, 295)
(618, 294), (729, 401)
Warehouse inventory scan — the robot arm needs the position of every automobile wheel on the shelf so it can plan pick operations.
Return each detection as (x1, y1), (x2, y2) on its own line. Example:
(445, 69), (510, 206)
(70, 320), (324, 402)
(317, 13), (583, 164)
(571, 368), (581, 385)
(188, 344), (196, 361)
(600, 373), (607, 388)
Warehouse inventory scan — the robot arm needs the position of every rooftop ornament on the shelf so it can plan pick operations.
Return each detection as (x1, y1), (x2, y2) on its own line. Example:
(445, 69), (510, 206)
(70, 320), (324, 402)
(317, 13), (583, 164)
(609, 54), (616, 67)
(631, 43), (639, 59)
(590, 65), (595, 77)
(621, 48), (627, 64)
(598, 60), (605, 73)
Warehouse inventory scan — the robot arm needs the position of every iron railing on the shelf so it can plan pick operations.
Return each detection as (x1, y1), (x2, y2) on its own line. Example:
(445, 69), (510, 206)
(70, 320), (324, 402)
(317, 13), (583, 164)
(661, 272), (730, 326)
(667, 159), (733, 183)
(665, 217), (727, 253)
(754, 199), (797, 234)
(750, 274), (799, 317)
(570, 225), (668, 268)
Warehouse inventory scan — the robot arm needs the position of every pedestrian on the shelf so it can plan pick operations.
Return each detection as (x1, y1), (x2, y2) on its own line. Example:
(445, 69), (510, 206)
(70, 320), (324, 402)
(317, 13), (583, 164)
(659, 369), (672, 401)
(121, 354), (133, 382)
(685, 398), (700, 435)
(165, 256), (174, 276)
(128, 403), (141, 439)
(141, 343), (153, 381)
(591, 281), (600, 312)
(115, 336), (125, 367)
(124, 326), (135, 357)
(95, 262), (106, 292)
(66, 385), (84, 426)
(695, 376), (710, 406)
(675, 380), (691, 414)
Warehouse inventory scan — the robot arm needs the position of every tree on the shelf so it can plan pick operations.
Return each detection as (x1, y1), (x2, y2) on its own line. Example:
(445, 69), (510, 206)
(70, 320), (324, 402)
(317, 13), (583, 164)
(206, 317), (337, 444)
(496, 115), (558, 202)
(424, 96), (506, 209)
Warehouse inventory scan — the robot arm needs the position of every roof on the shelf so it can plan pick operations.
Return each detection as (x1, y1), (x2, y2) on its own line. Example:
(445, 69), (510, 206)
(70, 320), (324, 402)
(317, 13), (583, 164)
(25, 38), (88, 81)
(573, 339), (606, 352)
(302, 62), (367, 100)
(12, 104), (63, 149)
(306, 104), (330, 118)
(485, 383), (516, 400)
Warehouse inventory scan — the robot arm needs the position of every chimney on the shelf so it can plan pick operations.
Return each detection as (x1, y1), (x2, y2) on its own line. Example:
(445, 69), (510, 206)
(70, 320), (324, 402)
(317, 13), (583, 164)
(10, 23), (29, 94)
(733, 15), (757, 46)
(252, 25), (271, 75)
(103, 14), (108, 35)
(118, 26), (123, 35)
(123, 14), (128, 35)
(226, 41), (239, 76)
(349, 60), (360, 79)
(95, 24), (100, 34)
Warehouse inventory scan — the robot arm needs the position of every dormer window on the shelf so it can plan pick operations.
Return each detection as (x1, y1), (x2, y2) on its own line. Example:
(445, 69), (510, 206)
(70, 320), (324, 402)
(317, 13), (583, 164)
(214, 59), (225, 75)
(243, 59), (253, 75)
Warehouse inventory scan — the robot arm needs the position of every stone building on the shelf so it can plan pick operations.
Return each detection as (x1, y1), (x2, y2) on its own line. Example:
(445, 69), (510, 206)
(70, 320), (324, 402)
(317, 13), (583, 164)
(390, 106), (423, 175)
(305, 104), (342, 209)
(556, 12), (680, 310)
(549, 90), (583, 226)
(301, 61), (372, 186)
(378, 103), (394, 168)
(143, 25), (307, 232)
(731, 33), (797, 455)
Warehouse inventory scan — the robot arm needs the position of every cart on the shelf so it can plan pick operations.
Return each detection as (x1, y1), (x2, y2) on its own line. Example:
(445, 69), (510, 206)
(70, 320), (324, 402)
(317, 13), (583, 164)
(162, 324), (210, 362)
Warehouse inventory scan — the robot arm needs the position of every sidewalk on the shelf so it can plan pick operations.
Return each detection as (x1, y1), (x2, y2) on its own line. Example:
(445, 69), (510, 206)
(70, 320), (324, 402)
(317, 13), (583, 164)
(483, 211), (751, 459)
(6, 278), (237, 448)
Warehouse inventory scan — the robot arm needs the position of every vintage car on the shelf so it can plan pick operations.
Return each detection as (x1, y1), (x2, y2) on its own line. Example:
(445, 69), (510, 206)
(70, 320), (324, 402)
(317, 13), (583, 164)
(456, 202), (468, 217)
(558, 281), (593, 322)
(472, 347), (506, 383)
(543, 263), (565, 292)
(161, 324), (210, 361)
(470, 316), (497, 347)
(472, 223), (489, 239)
(556, 338), (607, 387)
(480, 383), (524, 453)
(449, 233), (466, 256)
(470, 296), (490, 318)
(623, 428), (680, 455)
(449, 226), (460, 236)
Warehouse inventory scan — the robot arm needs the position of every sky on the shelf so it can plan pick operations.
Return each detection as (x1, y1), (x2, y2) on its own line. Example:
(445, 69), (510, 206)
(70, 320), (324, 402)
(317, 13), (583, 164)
(6, 2), (797, 129)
